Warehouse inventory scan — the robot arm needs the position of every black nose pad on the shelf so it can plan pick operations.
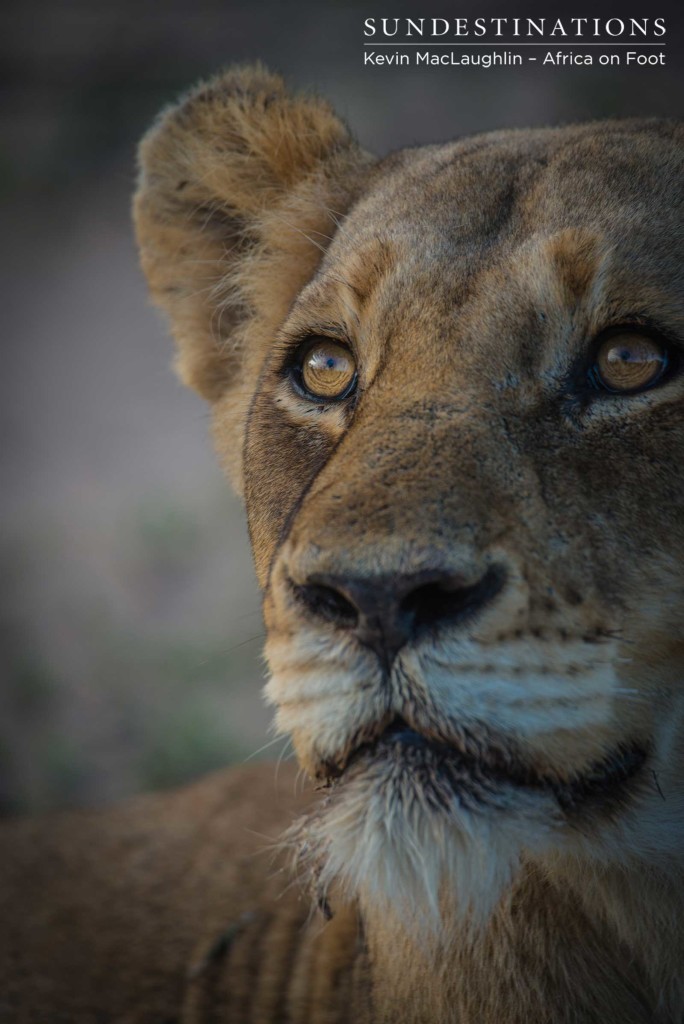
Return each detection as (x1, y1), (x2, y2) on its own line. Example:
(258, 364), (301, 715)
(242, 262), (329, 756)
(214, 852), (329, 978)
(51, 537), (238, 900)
(292, 566), (504, 669)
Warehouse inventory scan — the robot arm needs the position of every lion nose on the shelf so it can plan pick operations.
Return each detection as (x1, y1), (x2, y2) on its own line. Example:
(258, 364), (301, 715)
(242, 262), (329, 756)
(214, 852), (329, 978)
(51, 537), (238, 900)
(291, 567), (504, 670)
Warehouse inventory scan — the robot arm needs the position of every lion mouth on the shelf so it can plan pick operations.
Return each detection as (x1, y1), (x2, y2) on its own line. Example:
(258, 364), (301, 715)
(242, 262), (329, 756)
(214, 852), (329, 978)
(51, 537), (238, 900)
(335, 717), (648, 816)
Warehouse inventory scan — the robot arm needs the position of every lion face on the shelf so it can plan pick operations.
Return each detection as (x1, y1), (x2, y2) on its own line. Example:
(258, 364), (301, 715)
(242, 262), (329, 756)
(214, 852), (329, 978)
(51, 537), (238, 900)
(250, 131), (684, 923)
(135, 70), (684, 928)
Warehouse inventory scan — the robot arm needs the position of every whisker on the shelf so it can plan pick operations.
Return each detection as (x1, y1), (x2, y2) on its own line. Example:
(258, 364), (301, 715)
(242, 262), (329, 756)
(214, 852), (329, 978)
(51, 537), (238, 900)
(243, 733), (291, 763)
(242, 826), (282, 845)
(295, 765), (308, 796)
(274, 736), (295, 786)
(219, 632), (266, 655)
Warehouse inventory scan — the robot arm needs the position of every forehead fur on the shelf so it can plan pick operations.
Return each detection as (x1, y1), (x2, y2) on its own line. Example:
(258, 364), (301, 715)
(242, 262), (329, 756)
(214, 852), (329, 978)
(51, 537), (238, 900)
(316, 122), (683, 322)
(353, 121), (682, 235)
(286, 122), (683, 393)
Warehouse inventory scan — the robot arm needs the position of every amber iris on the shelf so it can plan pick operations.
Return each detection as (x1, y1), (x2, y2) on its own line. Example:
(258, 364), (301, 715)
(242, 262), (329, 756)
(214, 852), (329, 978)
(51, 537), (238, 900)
(594, 333), (668, 393)
(301, 339), (357, 399)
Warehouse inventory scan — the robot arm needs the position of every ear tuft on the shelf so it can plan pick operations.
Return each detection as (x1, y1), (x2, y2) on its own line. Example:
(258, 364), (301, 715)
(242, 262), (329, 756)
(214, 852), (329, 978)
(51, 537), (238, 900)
(142, 64), (355, 218)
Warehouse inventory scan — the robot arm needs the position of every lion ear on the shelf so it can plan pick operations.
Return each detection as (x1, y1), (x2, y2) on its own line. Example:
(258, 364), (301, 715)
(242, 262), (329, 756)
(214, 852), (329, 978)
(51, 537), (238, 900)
(133, 64), (372, 403)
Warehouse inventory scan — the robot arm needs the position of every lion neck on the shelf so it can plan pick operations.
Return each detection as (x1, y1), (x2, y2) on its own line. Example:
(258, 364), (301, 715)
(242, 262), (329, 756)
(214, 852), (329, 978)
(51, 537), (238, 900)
(349, 858), (684, 1024)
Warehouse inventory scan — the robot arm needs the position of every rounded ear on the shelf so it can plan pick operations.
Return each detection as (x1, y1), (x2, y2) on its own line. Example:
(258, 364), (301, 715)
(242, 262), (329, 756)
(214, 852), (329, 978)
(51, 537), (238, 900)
(133, 64), (373, 408)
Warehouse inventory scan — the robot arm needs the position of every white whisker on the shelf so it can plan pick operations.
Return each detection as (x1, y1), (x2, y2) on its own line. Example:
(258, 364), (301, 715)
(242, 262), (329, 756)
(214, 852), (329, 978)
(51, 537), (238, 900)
(243, 733), (292, 763)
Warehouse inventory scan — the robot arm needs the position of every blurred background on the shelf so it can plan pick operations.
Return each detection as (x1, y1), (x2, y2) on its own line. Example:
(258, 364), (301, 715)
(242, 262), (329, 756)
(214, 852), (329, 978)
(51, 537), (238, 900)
(2, 0), (682, 812)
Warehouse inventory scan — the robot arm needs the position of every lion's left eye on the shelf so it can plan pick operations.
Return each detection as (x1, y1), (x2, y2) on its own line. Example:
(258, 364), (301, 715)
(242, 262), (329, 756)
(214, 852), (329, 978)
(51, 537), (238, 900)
(589, 332), (669, 394)
(295, 338), (357, 401)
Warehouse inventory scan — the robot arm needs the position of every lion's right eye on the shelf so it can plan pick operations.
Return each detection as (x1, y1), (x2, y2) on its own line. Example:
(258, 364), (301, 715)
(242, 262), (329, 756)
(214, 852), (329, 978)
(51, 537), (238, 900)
(589, 331), (670, 395)
(293, 338), (357, 402)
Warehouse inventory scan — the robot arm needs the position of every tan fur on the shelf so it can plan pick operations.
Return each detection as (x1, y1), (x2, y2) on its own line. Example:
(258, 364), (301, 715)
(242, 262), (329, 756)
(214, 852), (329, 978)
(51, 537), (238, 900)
(2, 66), (683, 1022)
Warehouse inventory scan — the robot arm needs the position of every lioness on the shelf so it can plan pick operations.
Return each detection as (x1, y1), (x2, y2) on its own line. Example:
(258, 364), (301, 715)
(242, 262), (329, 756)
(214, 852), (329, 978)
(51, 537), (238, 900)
(1, 65), (683, 1023)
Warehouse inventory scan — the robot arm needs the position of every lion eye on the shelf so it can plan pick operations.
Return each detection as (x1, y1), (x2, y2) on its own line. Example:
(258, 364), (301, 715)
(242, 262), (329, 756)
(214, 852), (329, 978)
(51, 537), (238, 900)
(591, 332), (669, 394)
(298, 339), (357, 401)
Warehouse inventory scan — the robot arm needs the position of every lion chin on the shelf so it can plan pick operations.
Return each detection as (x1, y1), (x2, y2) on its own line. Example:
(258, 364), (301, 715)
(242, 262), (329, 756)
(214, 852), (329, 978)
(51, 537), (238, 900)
(287, 737), (556, 937)
(284, 714), (648, 937)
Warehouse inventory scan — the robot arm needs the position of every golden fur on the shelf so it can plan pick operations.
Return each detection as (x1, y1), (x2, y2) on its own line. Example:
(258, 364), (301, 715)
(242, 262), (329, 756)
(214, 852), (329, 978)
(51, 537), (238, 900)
(2, 65), (683, 1022)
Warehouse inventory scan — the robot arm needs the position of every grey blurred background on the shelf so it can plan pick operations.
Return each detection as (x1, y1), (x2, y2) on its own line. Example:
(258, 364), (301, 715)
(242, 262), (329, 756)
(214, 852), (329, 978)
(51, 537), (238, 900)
(2, 0), (682, 812)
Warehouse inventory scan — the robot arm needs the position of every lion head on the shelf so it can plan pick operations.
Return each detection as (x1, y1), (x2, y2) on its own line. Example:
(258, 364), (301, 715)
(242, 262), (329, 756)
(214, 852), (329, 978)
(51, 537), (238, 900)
(134, 67), (684, 941)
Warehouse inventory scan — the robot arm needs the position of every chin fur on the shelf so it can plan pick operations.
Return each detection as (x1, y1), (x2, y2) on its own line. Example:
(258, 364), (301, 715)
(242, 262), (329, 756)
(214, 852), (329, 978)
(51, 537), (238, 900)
(285, 752), (559, 939)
